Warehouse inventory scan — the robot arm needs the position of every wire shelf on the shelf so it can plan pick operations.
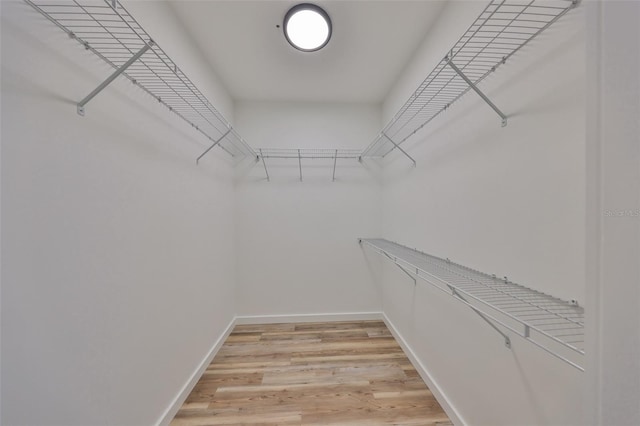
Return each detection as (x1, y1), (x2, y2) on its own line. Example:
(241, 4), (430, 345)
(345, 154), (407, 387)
(362, 0), (576, 160)
(258, 148), (362, 160)
(360, 238), (584, 371)
(24, 0), (256, 161)
(257, 148), (362, 182)
(23, 0), (576, 172)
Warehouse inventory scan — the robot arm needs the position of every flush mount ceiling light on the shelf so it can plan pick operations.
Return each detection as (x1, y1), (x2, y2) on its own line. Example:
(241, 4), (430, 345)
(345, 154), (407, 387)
(283, 3), (332, 52)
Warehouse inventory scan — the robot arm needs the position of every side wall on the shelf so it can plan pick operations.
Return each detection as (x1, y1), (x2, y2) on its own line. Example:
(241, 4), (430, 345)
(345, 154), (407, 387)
(234, 101), (383, 319)
(378, 3), (586, 425)
(585, 2), (640, 424)
(1, 2), (236, 425)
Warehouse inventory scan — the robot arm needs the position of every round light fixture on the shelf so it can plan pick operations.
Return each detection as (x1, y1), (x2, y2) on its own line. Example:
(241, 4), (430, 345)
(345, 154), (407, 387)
(283, 3), (332, 52)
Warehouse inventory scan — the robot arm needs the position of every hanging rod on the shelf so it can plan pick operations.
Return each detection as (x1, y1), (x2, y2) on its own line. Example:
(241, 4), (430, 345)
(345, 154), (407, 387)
(257, 148), (362, 182)
(361, 0), (577, 162)
(359, 238), (585, 371)
(24, 0), (256, 162)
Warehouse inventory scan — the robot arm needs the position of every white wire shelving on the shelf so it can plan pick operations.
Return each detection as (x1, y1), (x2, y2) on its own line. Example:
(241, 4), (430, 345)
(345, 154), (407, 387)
(362, 0), (577, 164)
(24, 0), (585, 370)
(360, 238), (584, 371)
(24, 0), (578, 172)
(257, 148), (362, 182)
(24, 0), (256, 162)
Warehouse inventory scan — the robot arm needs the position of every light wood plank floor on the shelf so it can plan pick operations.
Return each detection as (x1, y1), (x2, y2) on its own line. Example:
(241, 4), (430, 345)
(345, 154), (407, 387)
(171, 320), (451, 425)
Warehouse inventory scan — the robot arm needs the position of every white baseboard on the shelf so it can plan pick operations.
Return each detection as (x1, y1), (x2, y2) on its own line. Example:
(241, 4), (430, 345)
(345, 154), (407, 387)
(235, 311), (383, 325)
(156, 317), (237, 426)
(382, 313), (465, 426)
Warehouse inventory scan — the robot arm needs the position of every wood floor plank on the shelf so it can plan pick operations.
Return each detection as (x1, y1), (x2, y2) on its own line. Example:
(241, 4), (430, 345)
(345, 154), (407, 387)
(171, 321), (450, 425)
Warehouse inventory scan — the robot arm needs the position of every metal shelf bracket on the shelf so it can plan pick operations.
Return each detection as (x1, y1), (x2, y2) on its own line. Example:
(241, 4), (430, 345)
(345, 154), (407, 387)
(259, 149), (270, 182)
(378, 243), (509, 346)
(77, 41), (154, 116)
(449, 285), (511, 348)
(381, 251), (417, 286)
(445, 57), (508, 127)
(196, 129), (232, 164)
(381, 133), (417, 167)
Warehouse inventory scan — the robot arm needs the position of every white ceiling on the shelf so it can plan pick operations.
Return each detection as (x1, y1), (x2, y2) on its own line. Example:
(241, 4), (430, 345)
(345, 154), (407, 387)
(168, 1), (448, 103)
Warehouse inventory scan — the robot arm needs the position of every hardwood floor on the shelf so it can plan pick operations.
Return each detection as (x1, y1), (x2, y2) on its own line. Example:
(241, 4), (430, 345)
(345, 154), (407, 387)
(171, 320), (451, 425)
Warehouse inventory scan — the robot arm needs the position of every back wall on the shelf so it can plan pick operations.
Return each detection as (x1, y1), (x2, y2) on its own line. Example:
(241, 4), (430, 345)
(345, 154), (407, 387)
(234, 101), (383, 319)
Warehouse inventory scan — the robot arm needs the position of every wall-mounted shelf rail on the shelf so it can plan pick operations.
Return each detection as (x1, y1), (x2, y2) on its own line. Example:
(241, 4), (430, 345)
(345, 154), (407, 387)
(360, 238), (584, 371)
(24, 0), (256, 162)
(258, 148), (362, 182)
(361, 0), (576, 164)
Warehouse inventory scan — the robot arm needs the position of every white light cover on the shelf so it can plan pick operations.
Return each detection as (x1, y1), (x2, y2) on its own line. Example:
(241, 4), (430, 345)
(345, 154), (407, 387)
(285, 8), (330, 51)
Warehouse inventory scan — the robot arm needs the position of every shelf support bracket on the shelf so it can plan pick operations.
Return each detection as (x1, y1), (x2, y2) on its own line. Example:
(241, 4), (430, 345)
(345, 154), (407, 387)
(77, 41), (153, 116)
(298, 149), (302, 182)
(332, 149), (338, 182)
(381, 133), (416, 167)
(374, 243), (509, 348)
(196, 129), (231, 164)
(259, 149), (270, 182)
(382, 252), (416, 286)
(446, 58), (508, 127)
(448, 285), (511, 348)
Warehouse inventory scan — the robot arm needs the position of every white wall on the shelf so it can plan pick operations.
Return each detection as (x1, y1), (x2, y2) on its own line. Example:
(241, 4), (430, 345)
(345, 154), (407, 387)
(234, 101), (383, 318)
(585, 2), (640, 425)
(3, 1), (621, 426)
(377, 2), (586, 425)
(1, 1), (236, 425)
